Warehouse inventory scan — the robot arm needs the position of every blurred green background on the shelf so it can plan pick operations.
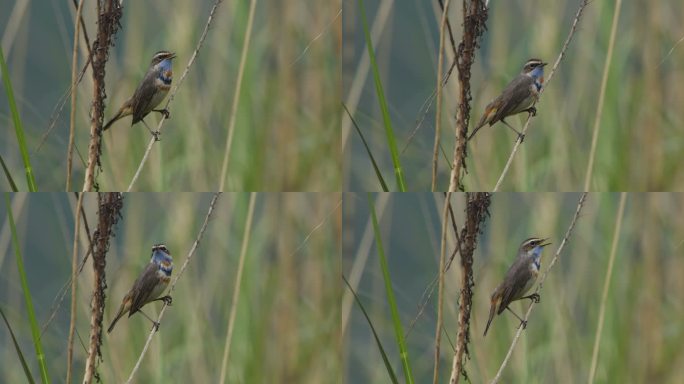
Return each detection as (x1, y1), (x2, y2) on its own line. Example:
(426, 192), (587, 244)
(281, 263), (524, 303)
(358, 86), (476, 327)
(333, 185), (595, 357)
(0, 0), (340, 191)
(0, 193), (340, 382)
(343, 1), (684, 191)
(343, 193), (684, 382)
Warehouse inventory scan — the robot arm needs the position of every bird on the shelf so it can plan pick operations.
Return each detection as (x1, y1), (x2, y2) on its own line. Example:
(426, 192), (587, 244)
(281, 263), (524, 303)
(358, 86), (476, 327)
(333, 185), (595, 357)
(468, 58), (547, 142)
(107, 244), (174, 334)
(102, 51), (177, 140)
(483, 237), (551, 337)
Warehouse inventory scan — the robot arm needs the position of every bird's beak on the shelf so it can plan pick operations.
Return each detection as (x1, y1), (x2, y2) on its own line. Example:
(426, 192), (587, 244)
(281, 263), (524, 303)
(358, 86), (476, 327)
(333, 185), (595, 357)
(169, 53), (177, 60)
(540, 238), (552, 247)
(541, 62), (548, 67)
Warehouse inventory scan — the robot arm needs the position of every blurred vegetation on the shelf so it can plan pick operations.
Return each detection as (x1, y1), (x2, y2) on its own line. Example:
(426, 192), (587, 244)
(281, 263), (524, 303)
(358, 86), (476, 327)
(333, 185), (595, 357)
(0, 193), (340, 382)
(343, 1), (684, 191)
(343, 193), (684, 382)
(0, 0), (340, 191)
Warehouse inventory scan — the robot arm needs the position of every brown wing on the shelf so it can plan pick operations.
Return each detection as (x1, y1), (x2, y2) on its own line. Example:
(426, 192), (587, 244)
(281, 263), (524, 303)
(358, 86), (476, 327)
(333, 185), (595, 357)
(129, 71), (159, 124)
(497, 258), (533, 315)
(128, 263), (160, 316)
(489, 75), (535, 124)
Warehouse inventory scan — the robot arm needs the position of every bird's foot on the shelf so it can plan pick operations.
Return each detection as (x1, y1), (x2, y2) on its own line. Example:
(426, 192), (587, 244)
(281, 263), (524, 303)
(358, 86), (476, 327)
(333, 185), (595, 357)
(519, 320), (528, 330)
(152, 321), (160, 332)
(161, 295), (173, 306)
(151, 131), (161, 141)
(529, 293), (540, 303)
(154, 108), (170, 119)
(517, 133), (526, 143)
(527, 107), (537, 117)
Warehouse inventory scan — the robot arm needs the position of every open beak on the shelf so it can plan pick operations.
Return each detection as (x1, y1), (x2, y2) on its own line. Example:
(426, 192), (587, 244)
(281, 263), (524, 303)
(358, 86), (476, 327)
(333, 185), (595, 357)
(541, 62), (548, 67)
(169, 52), (177, 60)
(540, 238), (552, 247)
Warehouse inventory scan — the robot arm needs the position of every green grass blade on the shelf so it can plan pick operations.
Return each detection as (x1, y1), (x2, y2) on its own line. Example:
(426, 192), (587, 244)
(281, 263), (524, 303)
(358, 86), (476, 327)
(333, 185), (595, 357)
(0, 306), (36, 383)
(343, 103), (389, 191)
(367, 193), (414, 383)
(343, 276), (398, 383)
(5, 194), (49, 382)
(0, 48), (37, 191)
(357, 0), (406, 191)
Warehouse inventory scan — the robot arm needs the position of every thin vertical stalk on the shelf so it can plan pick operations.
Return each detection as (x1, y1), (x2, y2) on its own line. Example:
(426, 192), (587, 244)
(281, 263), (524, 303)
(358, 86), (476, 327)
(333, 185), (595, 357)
(588, 193), (627, 383)
(432, 0), (452, 191)
(218, 0), (256, 191)
(583, 0), (623, 190)
(219, 193), (256, 383)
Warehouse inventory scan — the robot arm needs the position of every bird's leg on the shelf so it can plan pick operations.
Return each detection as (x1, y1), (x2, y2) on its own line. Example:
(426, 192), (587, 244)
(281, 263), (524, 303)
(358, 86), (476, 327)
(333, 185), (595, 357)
(505, 306), (527, 330)
(521, 293), (540, 303)
(153, 108), (170, 119)
(501, 119), (525, 143)
(141, 119), (161, 141)
(138, 309), (161, 331)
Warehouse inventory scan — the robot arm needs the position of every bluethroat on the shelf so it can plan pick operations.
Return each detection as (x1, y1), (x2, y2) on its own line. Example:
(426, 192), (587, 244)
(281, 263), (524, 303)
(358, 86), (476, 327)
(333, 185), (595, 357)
(102, 51), (176, 140)
(468, 58), (547, 142)
(107, 244), (173, 333)
(483, 237), (551, 336)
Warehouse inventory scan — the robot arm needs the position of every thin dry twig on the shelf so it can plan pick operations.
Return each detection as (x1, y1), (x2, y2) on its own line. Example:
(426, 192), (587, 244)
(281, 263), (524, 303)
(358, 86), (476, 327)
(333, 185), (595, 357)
(66, 0), (87, 191)
(127, 0), (224, 191)
(656, 34), (684, 68)
(125, 193), (221, 383)
(492, 0), (590, 191)
(432, 0), (452, 191)
(490, 192), (588, 384)
(66, 191), (84, 383)
(433, 189), (452, 383)
(289, 8), (341, 67)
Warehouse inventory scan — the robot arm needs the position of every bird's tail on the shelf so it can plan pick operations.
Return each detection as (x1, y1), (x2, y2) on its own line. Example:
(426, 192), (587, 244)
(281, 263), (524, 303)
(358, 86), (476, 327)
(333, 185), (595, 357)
(107, 303), (127, 333)
(467, 124), (485, 142)
(103, 101), (133, 131)
(102, 110), (123, 131)
(469, 105), (496, 141)
(483, 300), (497, 336)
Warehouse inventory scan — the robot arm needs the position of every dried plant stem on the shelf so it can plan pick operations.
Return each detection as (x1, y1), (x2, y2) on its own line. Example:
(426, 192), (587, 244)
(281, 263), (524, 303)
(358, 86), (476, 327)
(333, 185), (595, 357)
(448, 1), (487, 192)
(65, 191), (84, 383)
(83, 0), (121, 191)
(66, 0), (85, 190)
(433, 191), (451, 383)
(432, 0), (452, 191)
(449, 193), (489, 384)
(83, 193), (123, 384)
